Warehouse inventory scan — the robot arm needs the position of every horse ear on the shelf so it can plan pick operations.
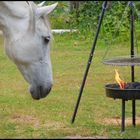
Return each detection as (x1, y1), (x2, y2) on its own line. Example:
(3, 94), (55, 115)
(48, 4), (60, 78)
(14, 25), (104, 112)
(36, 2), (58, 17)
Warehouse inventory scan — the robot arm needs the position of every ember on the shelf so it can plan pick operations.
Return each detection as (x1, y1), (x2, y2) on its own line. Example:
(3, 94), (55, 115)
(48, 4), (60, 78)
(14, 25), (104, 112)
(110, 82), (140, 89)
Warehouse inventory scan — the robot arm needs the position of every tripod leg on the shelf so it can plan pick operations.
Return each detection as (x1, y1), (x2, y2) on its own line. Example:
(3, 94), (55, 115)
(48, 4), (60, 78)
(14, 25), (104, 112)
(121, 99), (125, 132)
(132, 99), (136, 127)
(129, 1), (136, 128)
(71, 1), (108, 124)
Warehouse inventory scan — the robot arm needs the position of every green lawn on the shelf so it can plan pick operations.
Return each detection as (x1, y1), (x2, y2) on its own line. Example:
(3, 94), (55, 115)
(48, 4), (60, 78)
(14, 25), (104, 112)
(1, 33), (140, 139)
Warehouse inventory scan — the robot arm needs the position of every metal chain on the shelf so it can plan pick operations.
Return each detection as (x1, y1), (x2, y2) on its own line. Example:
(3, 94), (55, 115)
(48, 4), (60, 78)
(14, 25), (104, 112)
(133, 3), (140, 54)
(102, 2), (130, 60)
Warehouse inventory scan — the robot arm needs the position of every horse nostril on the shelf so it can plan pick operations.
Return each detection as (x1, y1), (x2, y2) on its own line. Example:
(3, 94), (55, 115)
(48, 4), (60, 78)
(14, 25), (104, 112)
(47, 87), (52, 93)
(38, 86), (43, 97)
(41, 86), (52, 98)
(29, 86), (41, 100)
(29, 86), (34, 94)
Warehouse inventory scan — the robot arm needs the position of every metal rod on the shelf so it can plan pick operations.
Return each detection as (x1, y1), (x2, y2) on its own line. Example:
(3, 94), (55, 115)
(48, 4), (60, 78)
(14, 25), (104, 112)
(71, 1), (108, 124)
(132, 100), (136, 127)
(130, 1), (135, 82)
(130, 1), (136, 127)
(122, 99), (125, 132)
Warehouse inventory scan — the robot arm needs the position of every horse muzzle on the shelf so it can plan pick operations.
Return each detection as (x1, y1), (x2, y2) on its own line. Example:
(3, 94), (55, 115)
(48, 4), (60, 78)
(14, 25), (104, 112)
(29, 84), (52, 100)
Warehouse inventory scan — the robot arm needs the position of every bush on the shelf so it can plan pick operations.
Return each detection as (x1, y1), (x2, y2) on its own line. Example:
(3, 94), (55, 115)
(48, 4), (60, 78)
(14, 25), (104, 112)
(34, 1), (140, 42)
(69, 1), (130, 39)
(34, 1), (71, 29)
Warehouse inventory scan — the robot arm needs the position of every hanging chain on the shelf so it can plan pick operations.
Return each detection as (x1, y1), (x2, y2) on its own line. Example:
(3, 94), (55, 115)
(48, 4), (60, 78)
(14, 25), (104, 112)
(133, 3), (140, 55)
(102, 2), (130, 60)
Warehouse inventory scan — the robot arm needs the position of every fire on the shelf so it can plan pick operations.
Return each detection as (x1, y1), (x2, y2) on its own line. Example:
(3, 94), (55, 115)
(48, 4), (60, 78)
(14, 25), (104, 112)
(115, 69), (126, 89)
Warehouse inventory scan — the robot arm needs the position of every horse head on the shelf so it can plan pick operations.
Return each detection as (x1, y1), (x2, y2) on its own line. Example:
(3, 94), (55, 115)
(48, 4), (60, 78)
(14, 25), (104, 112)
(0, 1), (58, 100)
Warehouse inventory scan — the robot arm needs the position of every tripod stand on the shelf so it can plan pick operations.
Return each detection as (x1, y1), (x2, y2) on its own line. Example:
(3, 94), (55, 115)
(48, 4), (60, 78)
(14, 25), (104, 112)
(71, 1), (136, 132)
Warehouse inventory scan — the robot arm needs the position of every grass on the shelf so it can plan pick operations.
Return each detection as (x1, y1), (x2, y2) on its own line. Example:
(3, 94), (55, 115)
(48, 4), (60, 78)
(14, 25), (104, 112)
(1, 33), (140, 139)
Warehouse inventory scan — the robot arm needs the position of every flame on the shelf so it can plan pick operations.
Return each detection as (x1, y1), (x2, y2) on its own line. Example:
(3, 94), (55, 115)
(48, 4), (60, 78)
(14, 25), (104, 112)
(115, 69), (126, 89)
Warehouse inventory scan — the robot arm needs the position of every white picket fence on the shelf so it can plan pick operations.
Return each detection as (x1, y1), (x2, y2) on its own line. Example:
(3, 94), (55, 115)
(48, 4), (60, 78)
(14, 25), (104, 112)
(51, 29), (77, 33)
(0, 29), (77, 35)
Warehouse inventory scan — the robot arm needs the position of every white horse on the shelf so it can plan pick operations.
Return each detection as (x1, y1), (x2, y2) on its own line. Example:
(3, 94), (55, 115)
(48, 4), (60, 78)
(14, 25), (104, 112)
(0, 1), (58, 100)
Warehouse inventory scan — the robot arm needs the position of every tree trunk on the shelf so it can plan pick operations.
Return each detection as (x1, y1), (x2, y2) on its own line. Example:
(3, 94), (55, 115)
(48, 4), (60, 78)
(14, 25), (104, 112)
(69, 1), (82, 23)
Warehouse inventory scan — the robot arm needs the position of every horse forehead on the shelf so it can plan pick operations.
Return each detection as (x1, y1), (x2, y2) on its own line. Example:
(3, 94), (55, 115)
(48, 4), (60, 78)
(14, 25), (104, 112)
(37, 18), (51, 35)
(37, 19), (48, 30)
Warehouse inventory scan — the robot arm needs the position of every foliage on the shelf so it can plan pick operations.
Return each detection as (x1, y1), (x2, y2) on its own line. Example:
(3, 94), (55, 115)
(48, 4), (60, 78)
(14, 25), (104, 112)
(69, 1), (130, 40)
(48, 1), (70, 29)
(34, 1), (70, 29)
(69, 1), (103, 32)
(39, 1), (71, 29)
(34, 1), (140, 42)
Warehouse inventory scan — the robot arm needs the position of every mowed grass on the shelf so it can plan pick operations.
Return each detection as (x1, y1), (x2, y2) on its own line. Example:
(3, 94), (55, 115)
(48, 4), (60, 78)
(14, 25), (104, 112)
(1, 33), (140, 139)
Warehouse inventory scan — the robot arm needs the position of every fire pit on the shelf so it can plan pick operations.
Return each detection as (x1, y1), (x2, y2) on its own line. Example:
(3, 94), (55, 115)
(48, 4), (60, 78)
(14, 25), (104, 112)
(106, 82), (140, 100)
(105, 82), (140, 132)
(101, 1), (140, 132)
(103, 68), (140, 133)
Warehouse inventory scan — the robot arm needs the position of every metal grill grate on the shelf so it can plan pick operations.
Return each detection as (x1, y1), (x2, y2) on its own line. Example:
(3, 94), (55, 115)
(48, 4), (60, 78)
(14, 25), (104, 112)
(102, 56), (140, 66)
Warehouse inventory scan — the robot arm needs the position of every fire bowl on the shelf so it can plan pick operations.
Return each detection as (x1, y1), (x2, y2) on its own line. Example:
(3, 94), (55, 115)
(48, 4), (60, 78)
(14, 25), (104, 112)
(105, 82), (140, 100)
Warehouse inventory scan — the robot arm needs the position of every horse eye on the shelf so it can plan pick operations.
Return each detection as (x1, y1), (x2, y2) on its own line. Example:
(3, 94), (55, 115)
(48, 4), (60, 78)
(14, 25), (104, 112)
(43, 36), (50, 44)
